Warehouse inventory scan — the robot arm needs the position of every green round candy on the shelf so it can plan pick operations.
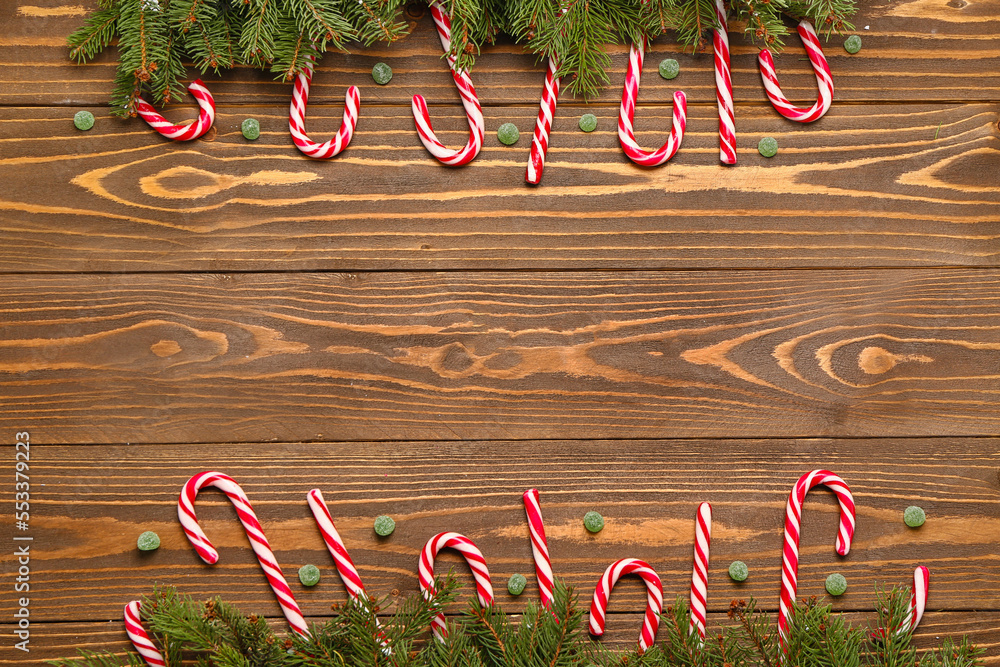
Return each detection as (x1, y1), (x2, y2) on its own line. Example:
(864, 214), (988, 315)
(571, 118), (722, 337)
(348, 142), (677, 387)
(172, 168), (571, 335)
(825, 573), (848, 596)
(137, 531), (160, 551)
(658, 58), (680, 80)
(497, 122), (520, 146)
(728, 560), (749, 582)
(578, 113), (598, 133)
(74, 110), (95, 131)
(374, 515), (395, 536)
(843, 35), (862, 54)
(241, 118), (260, 141)
(507, 573), (527, 596)
(904, 505), (926, 528)
(583, 511), (604, 533)
(298, 564), (321, 587)
(372, 62), (393, 85)
(758, 136), (778, 158)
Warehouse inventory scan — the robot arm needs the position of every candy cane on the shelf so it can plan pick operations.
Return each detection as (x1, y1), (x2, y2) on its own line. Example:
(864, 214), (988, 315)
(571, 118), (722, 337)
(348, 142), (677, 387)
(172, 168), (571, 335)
(124, 601), (165, 667)
(778, 470), (856, 653)
(178, 471), (309, 637)
(713, 0), (737, 164)
(689, 502), (712, 642)
(589, 558), (664, 653)
(411, 1), (485, 166)
(618, 38), (687, 166)
(900, 566), (930, 634)
(525, 56), (560, 184)
(522, 488), (554, 608)
(134, 79), (215, 141)
(306, 489), (367, 600)
(758, 21), (834, 122)
(289, 55), (360, 159)
(418, 532), (494, 641)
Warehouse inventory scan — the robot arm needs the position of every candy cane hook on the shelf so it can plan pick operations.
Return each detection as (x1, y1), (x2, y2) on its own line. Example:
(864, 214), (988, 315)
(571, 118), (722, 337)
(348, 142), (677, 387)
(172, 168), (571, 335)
(778, 470), (856, 653)
(758, 21), (834, 122)
(134, 79), (215, 141)
(523, 489), (554, 608)
(411, 1), (485, 167)
(900, 566), (930, 634)
(289, 55), (360, 158)
(589, 558), (664, 653)
(689, 502), (712, 642)
(619, 38), (687, 166)
(178, 471), (309, 637)
(419, 532), (494, 641)
(124, 601), (165, 667)
(713, 0), (737, 164)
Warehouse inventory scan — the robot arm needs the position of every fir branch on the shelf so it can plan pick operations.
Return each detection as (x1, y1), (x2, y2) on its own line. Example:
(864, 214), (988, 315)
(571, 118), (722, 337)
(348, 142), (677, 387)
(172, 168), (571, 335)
(67, 3), (122, 62)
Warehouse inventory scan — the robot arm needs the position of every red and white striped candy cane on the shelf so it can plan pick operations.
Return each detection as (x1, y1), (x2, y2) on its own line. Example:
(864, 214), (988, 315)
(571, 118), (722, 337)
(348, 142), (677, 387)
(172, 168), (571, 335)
(758, 21), (834, 122)
(419, 532), (494, 641)
(778, 470), (856, 653)
(124, 601), (165, 667)
(178, 471), (309, 637)
(618, 38), (687, 166)
(525, 56), (560, 184)
(134, 79), (215, 141)
(589, 558), (664, 653)
(901, 566), (930, 634)
(522, 488), (554, 608)
(306, 489), (367, 600)
(689, 502), (712, 642)
(289, 55), (360, 159)
(713, 0), (737, 164)
(411, 1), (484, 167)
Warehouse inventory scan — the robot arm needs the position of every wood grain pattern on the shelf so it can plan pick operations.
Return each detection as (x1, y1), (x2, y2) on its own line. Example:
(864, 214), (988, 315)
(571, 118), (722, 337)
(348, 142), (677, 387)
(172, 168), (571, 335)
(2, 104), (998, 272)
(3, 270), (1000, 442)
(2, 0), (999, 107)
(0, 440), (997, 624)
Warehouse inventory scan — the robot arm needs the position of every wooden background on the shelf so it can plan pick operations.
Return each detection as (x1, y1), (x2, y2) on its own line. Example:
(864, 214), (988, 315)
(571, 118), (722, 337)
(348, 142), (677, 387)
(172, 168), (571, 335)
(1, 0), (999, 663)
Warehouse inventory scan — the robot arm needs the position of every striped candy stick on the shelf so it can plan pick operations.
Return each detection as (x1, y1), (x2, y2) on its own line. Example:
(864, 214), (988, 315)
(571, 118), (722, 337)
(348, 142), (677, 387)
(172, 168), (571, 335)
(123, 601), (165, 667)
(778, 470), (856, 654)
(134, 79), (215, 141)
(419, 532), (494, 641)
(589, 558), (664, 653)
(689, 502), (712, 642)
(178, 471), (310, 637)
(618, 38), (687, 166)
(289, 55), (360, 159)
(525, 56), (561, 184)
(306, 489), (367, 600)
(901, 566), (930, 634)
(411, 1), (485, 166)
(758, 20), (834, 122)
(713, 0), (737, 164)
(522, 488), (554, 608)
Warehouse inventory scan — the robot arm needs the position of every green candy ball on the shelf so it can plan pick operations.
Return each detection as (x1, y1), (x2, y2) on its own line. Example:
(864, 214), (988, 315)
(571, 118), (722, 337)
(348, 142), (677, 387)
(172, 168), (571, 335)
(374, 515), (395, 536)
(583, 511), (604, 533)
(728, 560), (749, 582)
(298, 564), (321, 587)
(578, 113), (598, 133)
(658, 58), (680, 80)
(507, 573), (527, 596)
(241, 118), (260, 141)
(758, 136), (779, 158)
(372, 62), (393, 85)
(826, 573), (848, 596)
(137, 531), (160, 551)
(904, 506), (926, 528)
(497, 122), (520, 146)
(844, 35), (862, 54)
(74, 110), (95, 131)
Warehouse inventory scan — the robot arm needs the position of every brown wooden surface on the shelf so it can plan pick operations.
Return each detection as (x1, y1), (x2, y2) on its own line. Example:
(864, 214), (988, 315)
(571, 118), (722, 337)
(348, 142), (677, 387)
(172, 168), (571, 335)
(1, 0), (999, 663)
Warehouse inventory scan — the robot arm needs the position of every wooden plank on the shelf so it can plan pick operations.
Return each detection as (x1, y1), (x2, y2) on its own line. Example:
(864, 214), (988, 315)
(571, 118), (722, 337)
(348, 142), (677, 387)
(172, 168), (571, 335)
(2, 0), (999, 107)
(1, 104), (997, 273)
(5, 612), (999, 665)
(3, 270), (1000, 441)
(1, 439), (997, 623)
